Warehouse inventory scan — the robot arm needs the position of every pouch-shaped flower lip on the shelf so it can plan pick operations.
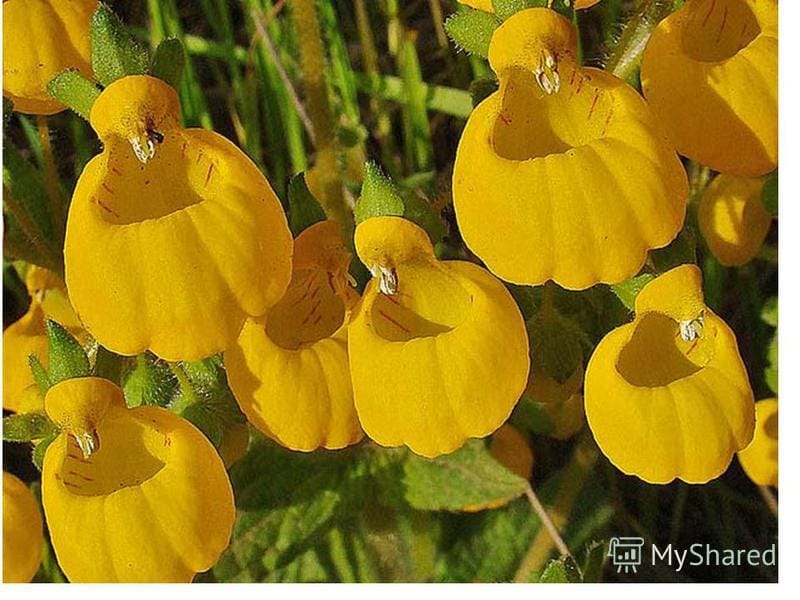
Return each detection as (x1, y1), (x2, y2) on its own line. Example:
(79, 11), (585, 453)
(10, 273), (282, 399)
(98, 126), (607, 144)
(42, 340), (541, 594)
(42, 377), (235, 583)
(3, 471), (44, 583)
(641, 0), (777, 176)
(737, 398), (778, 487)
(2, 0), (96, 115)
(453, 8), (688, 290)
(698, 174), (772, 267)
(585, 264), (755, 484)
(348, 216), (530, 458)
(64, 75), (293, 362)
(226, 220), (364, 452)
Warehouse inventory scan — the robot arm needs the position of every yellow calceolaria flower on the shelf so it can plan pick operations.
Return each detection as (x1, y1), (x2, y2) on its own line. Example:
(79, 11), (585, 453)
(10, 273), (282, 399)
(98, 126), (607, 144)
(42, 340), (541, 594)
(585, 265), (755, 484)
(64, 75), (293, 362)
(3, 472), (44, 583)
(737, 398), (778, 487)
(41, 377), (235, 582)
(348, 216), (530, 458)
(457, 0), (494, 11)
(698, 174), (773, 267)
(226, 220), (364, 452)
(453, 8), (688, 290)
(641, 0), (777, 176)
(463, 424), (534, 512)
(2, 0), (96, 115)
(3, 267), (83, 413)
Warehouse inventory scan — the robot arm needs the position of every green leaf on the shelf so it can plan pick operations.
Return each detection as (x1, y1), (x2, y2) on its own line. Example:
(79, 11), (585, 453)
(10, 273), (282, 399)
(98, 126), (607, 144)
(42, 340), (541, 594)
(3, 142), (62, 272)
(492, 0), (548, 21)
(149, 37), (186, 89)
(213, 437), (371, 581)
(762, 170), (778, 216)
(288, 173), (327, 236)
(765, 331), (778, 395)
(611, 273), (654, 311)
(761, 295), (778, 327)
(32, 430), (59, 472)
(581, 540), (607, 583)
(528, 316), (583, 384)
(122, 353), (176, 407)
(90, 4), (150, 87)
(3, 412), (56, 442)
(46, 70), (101, 120)
(403, 439), (529, 511)
(354, 162), (404, 224)
(444, 8), (499, 58)
(539, 556), (581, 583)
(46, 320), (90, 385)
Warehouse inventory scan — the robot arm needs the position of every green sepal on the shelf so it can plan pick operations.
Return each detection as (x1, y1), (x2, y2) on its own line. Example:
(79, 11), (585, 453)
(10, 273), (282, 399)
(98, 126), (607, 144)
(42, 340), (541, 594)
(29, 355), (51, 395)
(492, 0), (548, 21)
(354, 162), (405, 224)
(90, 4), (150, 87)
(288, 172), (327, 236)
(122, 352), (176, 408)
(46, 70), (101, 120)
(149, 37), (186, 90)
(3, 412), (57, 442)
(444, 7), (499, 58)
(45, 320), (91, 385)
(611, 273), (655, 311)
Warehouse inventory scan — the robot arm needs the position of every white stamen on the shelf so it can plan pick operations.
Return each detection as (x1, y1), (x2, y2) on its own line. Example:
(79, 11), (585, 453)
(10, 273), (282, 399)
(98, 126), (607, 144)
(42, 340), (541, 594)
(129, 134), (156, 164)
(534, 49), (560, 95)
(679, 315), (704, 342)
(377, 266), (398, 296)
(74, 431), (98, 459)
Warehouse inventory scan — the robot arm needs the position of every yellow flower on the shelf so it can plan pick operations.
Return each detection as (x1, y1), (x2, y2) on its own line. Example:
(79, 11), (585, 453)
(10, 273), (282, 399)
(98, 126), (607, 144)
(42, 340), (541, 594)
(457, 0), (494, 11)
(41, 377), (235, 582)
(737, 398), (778, 487)
(463, 424), (534, 512)
(348, 216), (530, 458)
(585, 265), (755, 484)
(3, 267), (83, 413)
(64, 75), (293, 361)
(698, 174), (772, 267)
(3, 472), (44, 583)
(453, 8), (688, 289)
(641, 0), (777, 176)
(225, 221), (364, 452)
(2, 0), (96, 115)
(574, 0), (602, 8)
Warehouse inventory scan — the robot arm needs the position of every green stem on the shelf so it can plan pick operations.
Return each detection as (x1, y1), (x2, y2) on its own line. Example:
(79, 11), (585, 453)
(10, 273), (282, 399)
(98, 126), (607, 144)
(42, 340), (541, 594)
(289, 0), (348, 224)
(605, 0), (674, 82)
(513, 436), (598, 582)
